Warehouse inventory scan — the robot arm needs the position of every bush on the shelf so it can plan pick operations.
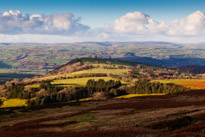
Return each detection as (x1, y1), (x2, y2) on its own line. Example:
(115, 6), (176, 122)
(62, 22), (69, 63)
(92, 92), (107, 100)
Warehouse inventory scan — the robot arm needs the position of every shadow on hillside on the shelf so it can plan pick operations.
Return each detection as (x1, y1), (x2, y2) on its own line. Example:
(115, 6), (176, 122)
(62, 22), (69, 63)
(116, 56), (205, 67)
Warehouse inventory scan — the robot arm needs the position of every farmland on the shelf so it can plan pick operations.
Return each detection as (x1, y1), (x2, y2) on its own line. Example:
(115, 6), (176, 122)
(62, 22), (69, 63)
(51, 77), (126, 87)
(70, 67), (129, 76)
(154, 79), (205, 89)
(1, 42), (205, 76)
(0, 98), (28, 108)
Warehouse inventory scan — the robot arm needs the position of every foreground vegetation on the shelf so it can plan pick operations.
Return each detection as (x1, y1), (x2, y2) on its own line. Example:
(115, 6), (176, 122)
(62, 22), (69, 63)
(2, 90), (205, 137)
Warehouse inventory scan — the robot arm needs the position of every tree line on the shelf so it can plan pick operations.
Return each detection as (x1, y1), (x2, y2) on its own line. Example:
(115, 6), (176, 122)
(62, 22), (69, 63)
(29, 79), (122, 106)
(125, 79), (189, 94)
(1, 78), (189, 107)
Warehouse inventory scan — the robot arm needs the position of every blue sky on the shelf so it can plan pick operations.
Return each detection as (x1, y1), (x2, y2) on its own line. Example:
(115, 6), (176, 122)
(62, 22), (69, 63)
(0, 0), (205, 28)
(0, 0), (205, 43)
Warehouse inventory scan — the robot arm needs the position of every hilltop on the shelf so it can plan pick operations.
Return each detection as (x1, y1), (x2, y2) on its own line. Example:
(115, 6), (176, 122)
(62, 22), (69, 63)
(0, 58), (194, 107)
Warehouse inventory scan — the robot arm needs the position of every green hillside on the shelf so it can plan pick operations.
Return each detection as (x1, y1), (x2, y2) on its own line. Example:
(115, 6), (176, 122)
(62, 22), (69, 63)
(0, 58), (191, 108)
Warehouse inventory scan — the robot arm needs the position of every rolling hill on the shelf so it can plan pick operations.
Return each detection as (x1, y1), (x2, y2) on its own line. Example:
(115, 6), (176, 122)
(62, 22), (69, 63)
(1, 58), (205, 137)
(0, 57), (195, 108)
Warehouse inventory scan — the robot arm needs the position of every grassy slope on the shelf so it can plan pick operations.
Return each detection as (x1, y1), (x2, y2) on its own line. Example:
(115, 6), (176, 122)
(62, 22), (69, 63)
(2, 58), (202, 108)
(0, 59), (140, 108)
(71, 67), (128, 76)
(51, 77), (127, 87)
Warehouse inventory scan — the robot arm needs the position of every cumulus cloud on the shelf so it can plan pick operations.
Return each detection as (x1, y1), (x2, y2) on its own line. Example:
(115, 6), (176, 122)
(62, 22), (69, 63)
(0, 10), (90, 35)
(105, 12), (168, 35)
(1, 10), (205, 43)
(167, 11), (205, 36)
(105, 11), (205, 37)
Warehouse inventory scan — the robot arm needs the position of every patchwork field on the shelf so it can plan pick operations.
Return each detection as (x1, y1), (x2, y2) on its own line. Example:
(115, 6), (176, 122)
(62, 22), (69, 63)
(154, 79), (205, 89)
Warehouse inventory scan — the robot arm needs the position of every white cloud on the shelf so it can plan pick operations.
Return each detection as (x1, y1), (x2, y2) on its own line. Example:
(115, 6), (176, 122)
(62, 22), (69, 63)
(106, 11), (205, 37)
(106, 12), (167, 35)
(0, 10), (90, 35)
(167, 11), (205, 36)
(1, 10), (205, 43)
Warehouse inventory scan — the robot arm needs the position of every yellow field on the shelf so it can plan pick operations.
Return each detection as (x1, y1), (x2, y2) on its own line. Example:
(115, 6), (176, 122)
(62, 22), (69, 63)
(68, 98), (91, 103)
(71, 68), (128, 76)
(51, 77), (126, 87)
(154, 79), (205, 89)
(38, 64), (129, 82)
(115, 93), (166, 99)
(25, 83), (40, 88)
(0, 98), (28, 108)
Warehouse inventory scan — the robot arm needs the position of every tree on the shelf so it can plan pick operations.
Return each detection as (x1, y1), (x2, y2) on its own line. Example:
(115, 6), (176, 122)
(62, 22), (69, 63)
(125, 79), (189, 94)
(0, 99), (3, 106)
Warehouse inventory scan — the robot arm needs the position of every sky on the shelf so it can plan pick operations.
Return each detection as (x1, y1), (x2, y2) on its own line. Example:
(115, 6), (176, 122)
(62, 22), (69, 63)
(0, 0), (205, 43)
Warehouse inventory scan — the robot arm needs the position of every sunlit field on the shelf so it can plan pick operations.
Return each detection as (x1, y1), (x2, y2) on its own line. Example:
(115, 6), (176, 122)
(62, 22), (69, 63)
(68, 98), (91, 103)
(154, 79), (205, 89)
(51, 77), (126, 87)
(0, 98), (28, 108)
(37, 64), (129, 82)
(115, 93), (166, 99)
(25, 83), (41, 88)
(70, 67), (129, 76)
